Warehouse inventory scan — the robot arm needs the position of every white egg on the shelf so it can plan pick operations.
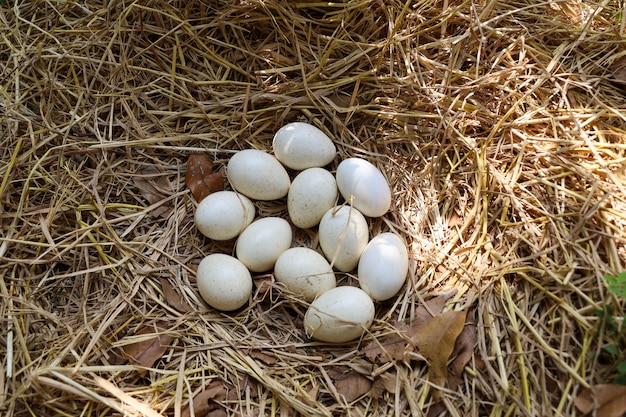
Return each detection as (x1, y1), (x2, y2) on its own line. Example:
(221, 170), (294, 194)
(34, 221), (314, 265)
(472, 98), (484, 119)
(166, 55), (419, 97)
(196, 254), (252, 311)
(273, 122), (337, 170)
(274, 247), (336, 301)
(336, 158), (392, 217)
(194, 191), (255, 240)
(358, 233), (409, 301)
(236, 217), (292, 272)
(227, 149), (290, 200)
(304, 286), (375, 343)
(318, 206), (369, 272)
(288, 168), (338, 229)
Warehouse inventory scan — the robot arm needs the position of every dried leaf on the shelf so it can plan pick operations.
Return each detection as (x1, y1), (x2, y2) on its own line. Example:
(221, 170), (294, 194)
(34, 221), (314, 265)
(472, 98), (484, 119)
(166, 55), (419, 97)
(426, 401), (447, 417)
(122, 324), (174, 376)
(574, 384), (626, 417)
(159, 277), (194, 313)
(415, 295), (450, 326)
(229, 375), (255, 402)
(206, 408), (228, 417)
(185, 154), (224, 202)
(426, 312), (477, 414)
(253, 274), (274, 299)
(371, 371), (398, 400)
(133, 167), (173, 218)
(362, 296), (453, 365)
(411, 310), (467, 400)
(332, 369), (373, 403)
(250, 349), (277, 365)
(362, 321), (411, 364)
(447, 314), (477, 391)
(575, 388), (595, 415)
(610, 55), (626, 85)
(301, 382), (320, 407)
(182, 380), (228, 417)
(447, 212), (463, 227)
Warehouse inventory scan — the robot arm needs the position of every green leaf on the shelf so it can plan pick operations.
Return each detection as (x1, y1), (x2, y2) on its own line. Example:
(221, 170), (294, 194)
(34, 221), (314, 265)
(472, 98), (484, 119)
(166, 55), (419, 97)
(605, 344), (620, 356)
(604, 273), (626, 298)
(608, 321), (622, 334)
(617, 362), (626, 374)
(614, 373), (626, 385)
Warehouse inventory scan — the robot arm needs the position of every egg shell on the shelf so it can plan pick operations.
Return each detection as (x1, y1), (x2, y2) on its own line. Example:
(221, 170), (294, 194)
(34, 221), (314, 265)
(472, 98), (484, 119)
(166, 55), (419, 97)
(196, 254), (252, 311)
(357, 233), (409, 301)
(227, 149), (290, 200)
(194, 191), (255, 241)
(236, 217), (292, 272)
(288, 168), (338, 229)
(273, 122), (337, 170)
(304, 286), (375, 343)
(318, 206), (369, 272)
(274, 247), (336, 301)
(336, 158), (392, 217)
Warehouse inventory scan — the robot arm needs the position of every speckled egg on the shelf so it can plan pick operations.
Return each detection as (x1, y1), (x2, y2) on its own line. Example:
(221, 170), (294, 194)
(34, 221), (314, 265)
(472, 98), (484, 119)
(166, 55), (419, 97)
(236, 217), (292, 272)
(358, 233), (409, 301)
(288, 168), (338, 229)
(318, 205), (369, 272)
(227, 149), (290, 200)
(304, 286), (375, 343)
(196, 254), (252, 311)
(336, 158), (391, 217)
(194, 191), (255, 240)
(274, 247), (336, 301)
(273, 122), (337, 170)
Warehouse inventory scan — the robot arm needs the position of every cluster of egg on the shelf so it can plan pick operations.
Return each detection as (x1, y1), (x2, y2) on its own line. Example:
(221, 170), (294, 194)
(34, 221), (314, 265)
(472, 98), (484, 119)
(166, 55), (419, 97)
(193, 123), (409, 343)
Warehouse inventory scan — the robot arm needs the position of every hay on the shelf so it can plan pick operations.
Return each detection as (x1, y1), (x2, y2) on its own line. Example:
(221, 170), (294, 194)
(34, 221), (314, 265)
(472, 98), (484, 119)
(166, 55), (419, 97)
(1, 0), (625, 415)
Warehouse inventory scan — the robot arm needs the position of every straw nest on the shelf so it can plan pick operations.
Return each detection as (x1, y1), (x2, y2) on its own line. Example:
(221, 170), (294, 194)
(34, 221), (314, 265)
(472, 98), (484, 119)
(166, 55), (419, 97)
(1, 0), (626, 416)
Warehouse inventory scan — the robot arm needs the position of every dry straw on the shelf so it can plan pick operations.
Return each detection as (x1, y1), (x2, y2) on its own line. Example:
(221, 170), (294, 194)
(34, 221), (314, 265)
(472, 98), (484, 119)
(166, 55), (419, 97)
(1, 0), (625, 416)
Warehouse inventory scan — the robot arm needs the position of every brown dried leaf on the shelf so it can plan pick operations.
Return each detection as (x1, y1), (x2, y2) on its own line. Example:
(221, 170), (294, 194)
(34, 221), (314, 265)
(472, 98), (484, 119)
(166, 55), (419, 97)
(574, 384), (626, 417)
(133, 167), (173, 218)
(362, 321), (411, 364)
(253, 274), (274, 299)
(411, 310), (467, 401)
(447, 212), (463, 228)
(122, 324), (174, 376)
(426, 401), (447, 417)
(610, 55), (626, 85)
(575, 388), (595, 415)
(332, 369), (373, 403)
(415, 295), (450, 326)
(426, 312), (477, 414)
(446, 314), (477, 391)
(182, 380), (228, 417)
(250, 349), (277, 365)
(362, 295), (453, 365)
(186, 154), (224, 202)
(206, 408), (228, 417)
(302, 382), (320, 407)
(159, 277), (194, 313)
(371, 371), (398, 400)
(187, 262), (199, 280)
